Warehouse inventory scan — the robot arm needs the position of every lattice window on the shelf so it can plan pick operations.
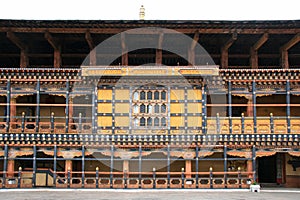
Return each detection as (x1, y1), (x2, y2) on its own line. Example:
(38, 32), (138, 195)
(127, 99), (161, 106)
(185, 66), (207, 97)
(132, 88), (168, 128)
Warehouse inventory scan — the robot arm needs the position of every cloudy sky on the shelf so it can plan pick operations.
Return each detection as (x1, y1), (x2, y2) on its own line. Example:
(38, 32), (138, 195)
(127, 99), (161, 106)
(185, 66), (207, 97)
(0, 0), (299, 20)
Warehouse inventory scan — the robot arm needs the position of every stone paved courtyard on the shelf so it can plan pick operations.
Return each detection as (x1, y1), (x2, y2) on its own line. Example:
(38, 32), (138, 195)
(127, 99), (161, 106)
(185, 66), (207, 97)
(0, 189), (299, 200)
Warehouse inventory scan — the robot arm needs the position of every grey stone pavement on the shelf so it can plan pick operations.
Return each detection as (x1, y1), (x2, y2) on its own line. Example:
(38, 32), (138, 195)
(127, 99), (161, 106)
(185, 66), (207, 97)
(0, 189), (300, 200)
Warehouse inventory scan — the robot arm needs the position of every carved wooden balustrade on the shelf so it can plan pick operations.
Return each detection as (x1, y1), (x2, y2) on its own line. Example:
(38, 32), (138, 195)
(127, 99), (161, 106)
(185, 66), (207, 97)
(0, 169), (253, 189)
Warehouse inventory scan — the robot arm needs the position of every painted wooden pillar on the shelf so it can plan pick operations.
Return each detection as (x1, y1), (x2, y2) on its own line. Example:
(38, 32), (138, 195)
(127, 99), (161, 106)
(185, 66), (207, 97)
(247, 160), (253, 178)
(252, 145), (256, 181)
(195, 145), (199, 188)
(7, 160), (15, 178)
(185, 160), (192, 179)
(6, 80), (11, 132)
(53, 145), (57, 185)
(68, 97), (74, 129)
(32, 145), (37, 187)
(228, 81), (232, 134)
(110, 145), (114, 188)
(286, 80), (291, 134)
(246, 96), (253, 117)
(65, 160), (72, 177)
(35, 80), (40, 133)
(252, 81), (257, 133)
(10, 97), (17, 123)
(167, 145), (170, 188)
(81, 146), (85, 188)
(65, 80), (69, 133)
(3, 145), (8, 187)
(123, 160), (129, 173)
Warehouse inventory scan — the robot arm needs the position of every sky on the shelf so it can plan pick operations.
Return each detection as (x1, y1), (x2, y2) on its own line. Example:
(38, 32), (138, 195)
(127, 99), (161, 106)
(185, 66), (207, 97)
(0, 0), (299, 20)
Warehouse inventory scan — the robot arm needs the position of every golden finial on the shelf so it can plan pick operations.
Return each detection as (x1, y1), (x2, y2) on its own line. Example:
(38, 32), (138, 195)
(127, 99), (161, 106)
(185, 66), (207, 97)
(139, 5), (145, 20)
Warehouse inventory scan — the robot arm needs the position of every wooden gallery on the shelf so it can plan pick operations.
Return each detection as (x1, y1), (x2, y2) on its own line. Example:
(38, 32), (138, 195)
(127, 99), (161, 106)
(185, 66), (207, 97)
(0, 19), (299, 189)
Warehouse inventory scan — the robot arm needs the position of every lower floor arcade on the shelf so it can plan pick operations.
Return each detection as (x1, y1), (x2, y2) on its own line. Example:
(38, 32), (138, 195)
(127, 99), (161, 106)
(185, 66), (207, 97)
(0, 145), (299, 188)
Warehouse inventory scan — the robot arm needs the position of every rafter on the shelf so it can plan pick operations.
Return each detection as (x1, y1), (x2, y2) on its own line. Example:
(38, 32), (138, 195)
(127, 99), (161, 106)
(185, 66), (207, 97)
(250, 33), (269, 69)
(220, 33), (237, 68)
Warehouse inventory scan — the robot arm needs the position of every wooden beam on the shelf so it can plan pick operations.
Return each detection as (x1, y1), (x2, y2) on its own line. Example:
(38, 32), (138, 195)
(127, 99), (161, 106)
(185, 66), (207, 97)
(220, 33), (237, 68)
(280, 33), (300, 69)
(6, 31), (29, 67)
(121, 32), (128, 66)
(156, 33), (164, 65)
(250, 33), (269, 69)
(45, 31), (61, 68)
(188, 31), (200, 65)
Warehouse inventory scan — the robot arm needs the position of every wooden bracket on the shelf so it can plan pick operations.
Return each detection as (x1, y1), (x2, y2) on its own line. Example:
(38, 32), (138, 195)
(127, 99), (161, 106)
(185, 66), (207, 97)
(221, 33), (237, 68)
(7, 31), (28, 67)
(280, 33), (300, 69)
(250, 33), (269, 69)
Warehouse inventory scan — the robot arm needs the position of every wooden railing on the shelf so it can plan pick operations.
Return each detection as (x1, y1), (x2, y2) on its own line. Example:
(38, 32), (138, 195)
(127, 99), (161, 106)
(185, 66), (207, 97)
(0, 115), (299, 135)
(0, 169), (253, 189)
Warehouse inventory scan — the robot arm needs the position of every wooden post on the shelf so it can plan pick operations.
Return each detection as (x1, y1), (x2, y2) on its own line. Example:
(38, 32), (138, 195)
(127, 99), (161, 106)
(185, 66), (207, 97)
(156, 49), (162, 65)
(221, 33), (237, 69)
(20, 50), (29, 68)
(121, 33), (128, 66)
(185, 160), (192, 179)
(54, 48), (62, 68)
(250, 33), (268, 69)
(7, 160), (15, 178)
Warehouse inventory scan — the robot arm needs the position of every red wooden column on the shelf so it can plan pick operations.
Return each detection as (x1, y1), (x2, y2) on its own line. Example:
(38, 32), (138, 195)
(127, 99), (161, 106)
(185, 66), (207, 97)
(7, 160), (15, 178)
(246, 96), (253, 117)
(65, 160), (72, 177)
(10, 97), (17, 126)
(68, 97), (74, 127)
(247, 160), (253, 179)
(185, 160), (192, 179)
